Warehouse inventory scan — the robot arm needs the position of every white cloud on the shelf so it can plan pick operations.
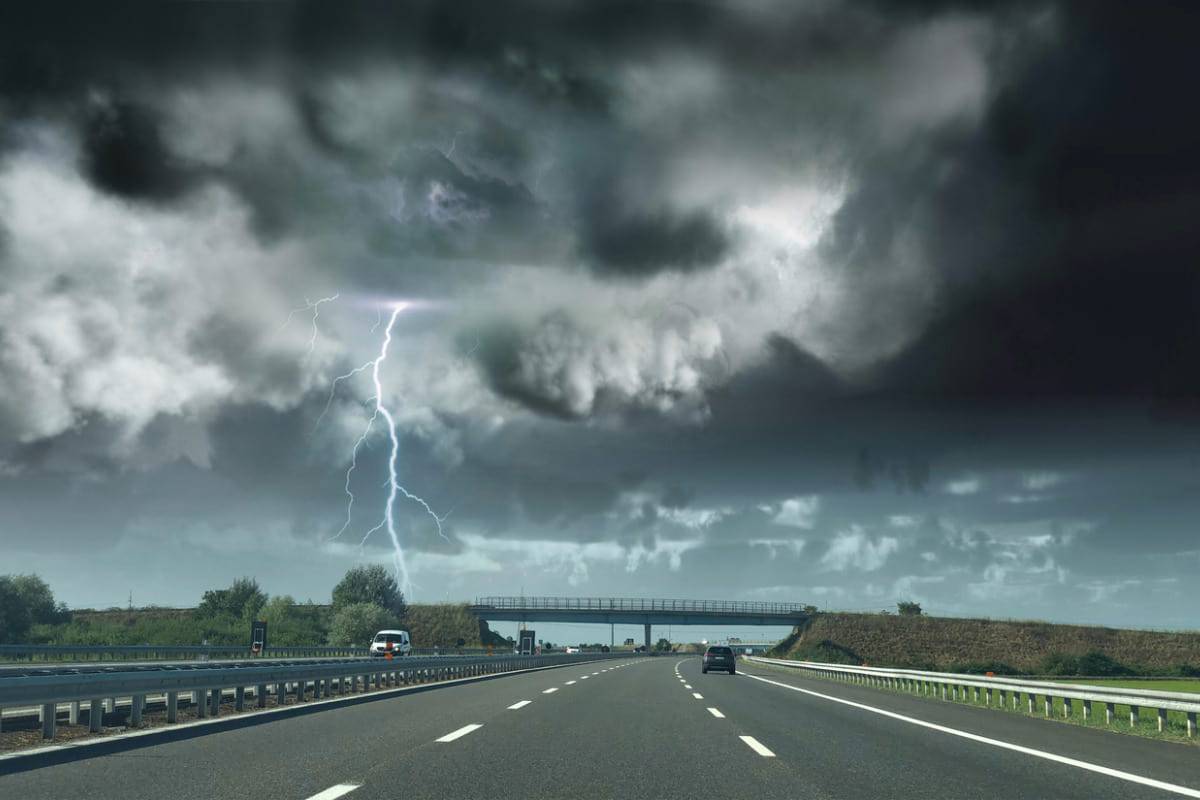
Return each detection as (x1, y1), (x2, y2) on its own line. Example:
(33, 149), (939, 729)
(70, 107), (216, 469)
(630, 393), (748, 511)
(1022, 471), (1063, 491)
(820, 526), (900, 572)
(888, 514), (919, 528)
(772, 495), (820, 528)
(944, 476), (982, 495)
(749, 538), (806, 559)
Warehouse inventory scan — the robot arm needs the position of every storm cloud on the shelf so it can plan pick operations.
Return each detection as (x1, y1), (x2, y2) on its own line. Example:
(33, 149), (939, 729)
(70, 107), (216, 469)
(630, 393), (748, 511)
(1, 1), (1197, 628)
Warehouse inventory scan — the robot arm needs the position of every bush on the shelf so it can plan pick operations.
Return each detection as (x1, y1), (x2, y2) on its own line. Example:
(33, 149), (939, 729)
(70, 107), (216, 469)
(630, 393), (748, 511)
(1040, 652), (1080, 675)
(897, 600), (922, 616)
(0, 574), (70, 643)
(327, 603), (400, 647)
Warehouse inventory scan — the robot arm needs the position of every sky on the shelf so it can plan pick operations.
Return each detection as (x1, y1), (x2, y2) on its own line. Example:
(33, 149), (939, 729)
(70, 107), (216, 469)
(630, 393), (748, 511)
(1, 1), (1198, 633)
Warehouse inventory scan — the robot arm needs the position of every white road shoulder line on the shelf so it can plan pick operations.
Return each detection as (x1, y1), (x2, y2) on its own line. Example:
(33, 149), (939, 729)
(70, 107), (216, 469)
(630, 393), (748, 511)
(707, 707), (725, 718)
(436, 723), (483, 742)
(543, 687), (559, 694)
(692, 692), (704, 699)
(740, 735), (776, 757)
(305, 784), (361, 800)
(508, 700), (533, 709)
(743, 672), (1200, 799)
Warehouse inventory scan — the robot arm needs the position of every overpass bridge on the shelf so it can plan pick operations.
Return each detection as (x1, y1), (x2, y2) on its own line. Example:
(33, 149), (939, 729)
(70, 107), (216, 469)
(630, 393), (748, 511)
(469, 596), (810, 650)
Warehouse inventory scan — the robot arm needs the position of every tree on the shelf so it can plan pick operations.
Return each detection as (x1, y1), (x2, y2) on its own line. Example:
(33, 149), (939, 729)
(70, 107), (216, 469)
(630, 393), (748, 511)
(655, 638), (672, 651)
(0, 577), (33, 644)
(327, 602), (401, 646)
(896, 600), (922, 616)
(9, 574), (66, 624)
(197, 577), (267, 621)
(332, 565), (407, 617)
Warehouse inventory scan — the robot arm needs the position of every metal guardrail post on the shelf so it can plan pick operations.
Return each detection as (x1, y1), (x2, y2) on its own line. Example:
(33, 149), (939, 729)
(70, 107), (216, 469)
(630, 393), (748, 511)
(41, 703), (56, 739)
(89, 698), (103, 731)
(235, 686), (246, 710)
(167, 691), (178, 722)
(131, 694), (144, 727)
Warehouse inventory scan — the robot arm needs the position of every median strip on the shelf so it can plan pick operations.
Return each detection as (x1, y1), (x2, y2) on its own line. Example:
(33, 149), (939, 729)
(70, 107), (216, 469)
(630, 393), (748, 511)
(739, 735), (776, 757)
(436, 724), (483, 742)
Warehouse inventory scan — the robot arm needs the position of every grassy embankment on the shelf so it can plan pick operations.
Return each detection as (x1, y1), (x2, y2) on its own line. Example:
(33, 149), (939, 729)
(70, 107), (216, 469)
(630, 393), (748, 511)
(22, 603), (503, 651)
(764, 612), (1200, 743)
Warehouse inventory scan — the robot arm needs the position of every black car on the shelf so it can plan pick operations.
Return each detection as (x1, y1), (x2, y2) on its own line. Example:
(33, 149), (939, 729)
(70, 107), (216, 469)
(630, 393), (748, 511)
(702, 645), (736, 674)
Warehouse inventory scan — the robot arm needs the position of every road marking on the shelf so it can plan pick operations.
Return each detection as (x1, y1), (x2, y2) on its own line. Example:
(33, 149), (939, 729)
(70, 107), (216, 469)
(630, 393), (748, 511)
(707, 707), (725, 718)
(542, 688), (559, 694)
(742, 673), (1200, 799)
(684, 684), (692, 689)
(565, 680), (577, 685)
(692, 692), (704, 699)
(305, 785), (361, 800)
(592, 671), (600, 675)
(740, 736), (776, 757)
(436, 724), (483, 742)
(580, 675), (589, 680)
(508, 700), (532, 709)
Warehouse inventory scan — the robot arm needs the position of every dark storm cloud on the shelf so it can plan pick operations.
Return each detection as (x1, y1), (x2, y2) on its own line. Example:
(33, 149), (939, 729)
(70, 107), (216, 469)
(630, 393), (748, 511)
(3, 0), (1199, 625)
(82, 99), (201, 201)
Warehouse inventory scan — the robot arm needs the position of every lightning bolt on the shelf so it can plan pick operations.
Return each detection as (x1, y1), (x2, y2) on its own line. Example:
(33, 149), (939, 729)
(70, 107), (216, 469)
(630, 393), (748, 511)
(329, 303), (449, 598)
(281, 293), (340, 358)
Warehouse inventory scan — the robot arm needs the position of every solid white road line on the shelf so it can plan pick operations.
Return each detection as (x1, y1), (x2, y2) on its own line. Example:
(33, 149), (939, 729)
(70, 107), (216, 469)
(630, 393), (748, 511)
(508, 700), (533, 709)
(692, 693), (704, 699)
(305, 786), (360, 800)
(707, 707), (725, 718)
(742, 673), (1200, 799)
(740, 736), (776, 757)
(543, 688), (559, 694)
(565, 680), (577, 685)
(436, 724), (483, 743)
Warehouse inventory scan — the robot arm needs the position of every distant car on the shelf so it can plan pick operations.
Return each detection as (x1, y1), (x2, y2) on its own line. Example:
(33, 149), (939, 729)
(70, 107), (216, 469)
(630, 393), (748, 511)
(702, 645), (736, 674)
(369, 629), (412, 657)
(564, 646), (580, 654)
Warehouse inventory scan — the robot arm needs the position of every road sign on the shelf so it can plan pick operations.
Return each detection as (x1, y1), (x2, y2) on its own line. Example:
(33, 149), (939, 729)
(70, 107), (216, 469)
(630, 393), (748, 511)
(250, 620), (267, 654)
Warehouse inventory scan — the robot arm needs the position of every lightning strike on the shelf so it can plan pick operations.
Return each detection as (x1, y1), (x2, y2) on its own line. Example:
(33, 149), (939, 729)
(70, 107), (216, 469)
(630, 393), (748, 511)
(331, 302), (450, 598)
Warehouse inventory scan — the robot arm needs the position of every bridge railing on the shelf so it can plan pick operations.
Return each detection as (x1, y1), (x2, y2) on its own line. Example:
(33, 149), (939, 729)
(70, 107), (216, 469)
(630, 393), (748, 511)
(1, 652), (631, 742)
(745, 656), (1200, 738)
(472, 596), (809, 615)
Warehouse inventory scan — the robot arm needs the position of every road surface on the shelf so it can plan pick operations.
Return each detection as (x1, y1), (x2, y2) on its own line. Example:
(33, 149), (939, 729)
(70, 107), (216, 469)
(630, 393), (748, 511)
(2, 656), (1198, 799)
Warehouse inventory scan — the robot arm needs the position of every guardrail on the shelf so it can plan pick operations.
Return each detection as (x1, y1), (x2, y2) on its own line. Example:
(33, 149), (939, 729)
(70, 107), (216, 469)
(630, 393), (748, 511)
(1, 652), (630, 742)
(473, 596), (810, 615)
(745, 656), (1200, 738)
(0, 645), (369, 662)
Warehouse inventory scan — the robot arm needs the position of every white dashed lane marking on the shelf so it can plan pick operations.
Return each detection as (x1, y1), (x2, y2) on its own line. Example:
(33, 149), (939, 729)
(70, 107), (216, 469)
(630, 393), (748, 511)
(740, 736), (776, 757)
(542, 688), (558, 694)
(436, 724), (483, 743)
(565, 680), (577, 685)
(305, 786), (361, 800)
(707, 708), (725, 718)
(508, 700), (532, 709)
(692, 693), (704, 699)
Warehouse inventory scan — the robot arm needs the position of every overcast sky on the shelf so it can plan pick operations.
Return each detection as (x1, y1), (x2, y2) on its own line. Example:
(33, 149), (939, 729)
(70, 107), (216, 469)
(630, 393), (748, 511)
(1, 1), (1197, 632)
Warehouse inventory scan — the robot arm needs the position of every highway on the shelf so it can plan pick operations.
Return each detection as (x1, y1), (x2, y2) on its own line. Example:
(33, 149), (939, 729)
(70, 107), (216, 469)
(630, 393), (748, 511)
(2, 656), (1199, 799)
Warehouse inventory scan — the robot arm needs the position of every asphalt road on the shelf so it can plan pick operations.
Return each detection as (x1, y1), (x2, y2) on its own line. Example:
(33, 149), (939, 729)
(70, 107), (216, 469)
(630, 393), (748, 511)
(2, 656), (1198, 799)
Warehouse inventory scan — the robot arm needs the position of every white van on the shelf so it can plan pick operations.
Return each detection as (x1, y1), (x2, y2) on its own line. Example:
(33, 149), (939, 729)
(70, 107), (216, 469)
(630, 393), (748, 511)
(369, 629), (412, 657)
